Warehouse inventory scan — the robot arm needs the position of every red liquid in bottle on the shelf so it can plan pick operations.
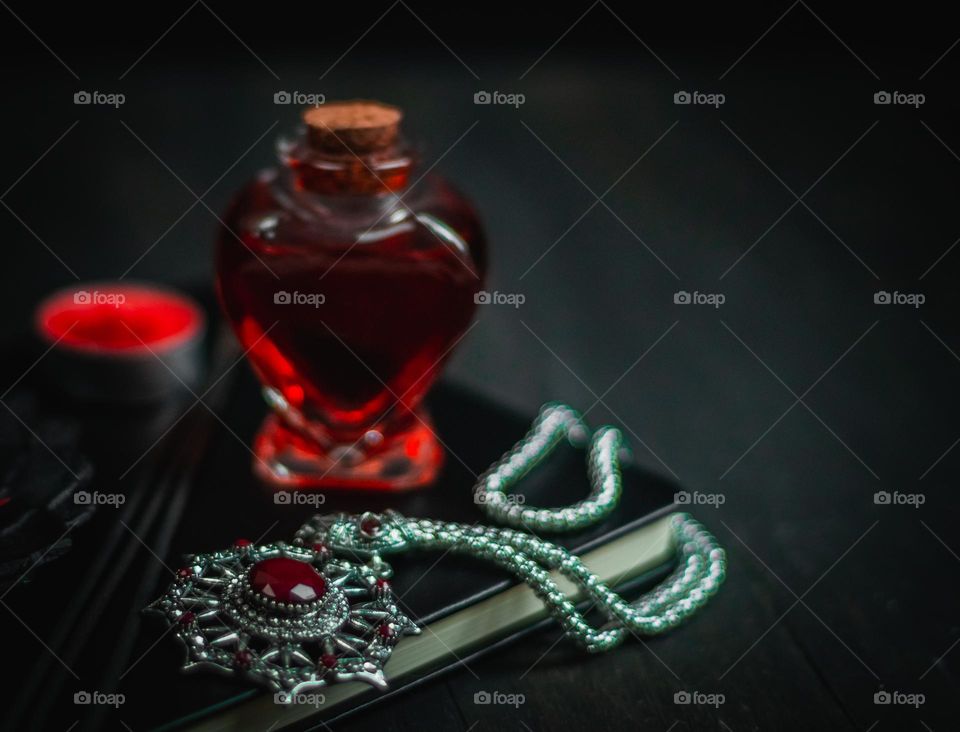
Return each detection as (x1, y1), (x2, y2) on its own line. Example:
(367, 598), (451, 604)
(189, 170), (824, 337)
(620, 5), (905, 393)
(215, 101), (486, 489)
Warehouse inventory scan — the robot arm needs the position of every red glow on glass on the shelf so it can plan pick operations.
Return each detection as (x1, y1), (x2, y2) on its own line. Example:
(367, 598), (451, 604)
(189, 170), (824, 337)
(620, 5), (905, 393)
(404, 435), (422, 459)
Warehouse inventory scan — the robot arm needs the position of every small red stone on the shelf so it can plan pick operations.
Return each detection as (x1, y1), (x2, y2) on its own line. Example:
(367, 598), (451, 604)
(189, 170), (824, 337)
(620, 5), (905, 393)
(234, 650), (252, 669)
(234, 538), (252, 548)
(375, 578), (390, 591)
(359, 515), (382, 538)
(176, 567), (193, 579)
(320, 653), (339, 669)
(178, 611), (196, 625)
(249, 557), (326, 603)
(378, 623), (395, 639)
(312, 542), (330, 555)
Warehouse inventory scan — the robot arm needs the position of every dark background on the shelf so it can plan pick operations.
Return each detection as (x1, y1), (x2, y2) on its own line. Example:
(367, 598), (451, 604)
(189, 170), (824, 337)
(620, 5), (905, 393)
(1, 1), (959, 729)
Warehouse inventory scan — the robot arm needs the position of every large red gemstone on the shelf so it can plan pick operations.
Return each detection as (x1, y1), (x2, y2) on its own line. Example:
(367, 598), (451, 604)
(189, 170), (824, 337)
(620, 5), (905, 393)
(249, 557), (326, 603)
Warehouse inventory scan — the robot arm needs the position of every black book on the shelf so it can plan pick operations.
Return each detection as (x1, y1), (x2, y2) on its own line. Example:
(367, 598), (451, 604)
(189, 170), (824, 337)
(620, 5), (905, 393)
(115, 382), (678, 731)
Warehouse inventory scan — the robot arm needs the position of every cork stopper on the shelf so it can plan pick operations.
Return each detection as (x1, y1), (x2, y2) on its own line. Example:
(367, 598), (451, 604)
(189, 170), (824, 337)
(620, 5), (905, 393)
(303, 100), (402, 154)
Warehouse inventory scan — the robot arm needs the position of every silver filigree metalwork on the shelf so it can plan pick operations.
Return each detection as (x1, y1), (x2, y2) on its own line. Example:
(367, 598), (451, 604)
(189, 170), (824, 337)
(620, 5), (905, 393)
(147, 539), (418, 695)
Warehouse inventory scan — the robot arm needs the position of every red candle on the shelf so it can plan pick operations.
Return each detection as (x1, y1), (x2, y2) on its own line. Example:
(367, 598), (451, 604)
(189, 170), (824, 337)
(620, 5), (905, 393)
(34, 283), (205, 402)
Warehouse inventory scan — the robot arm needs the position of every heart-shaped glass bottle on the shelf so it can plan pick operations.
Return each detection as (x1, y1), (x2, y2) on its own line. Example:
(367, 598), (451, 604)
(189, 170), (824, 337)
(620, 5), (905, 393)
(215, 101), (486, 490)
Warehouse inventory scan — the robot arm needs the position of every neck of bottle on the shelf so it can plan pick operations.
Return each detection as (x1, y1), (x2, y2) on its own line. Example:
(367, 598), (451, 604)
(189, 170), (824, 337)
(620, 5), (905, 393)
(284, 136), (414, 196)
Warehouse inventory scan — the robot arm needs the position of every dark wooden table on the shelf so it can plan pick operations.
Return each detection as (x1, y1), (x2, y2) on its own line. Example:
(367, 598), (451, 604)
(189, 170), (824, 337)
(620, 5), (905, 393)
(0, 5), (957, 729)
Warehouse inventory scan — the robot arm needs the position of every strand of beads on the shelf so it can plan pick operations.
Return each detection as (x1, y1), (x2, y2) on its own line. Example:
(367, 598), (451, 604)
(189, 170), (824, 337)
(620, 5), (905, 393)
(463, 402), (725, 647)
(400, 513), (725, 651)
(474, 403), (623, 532)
